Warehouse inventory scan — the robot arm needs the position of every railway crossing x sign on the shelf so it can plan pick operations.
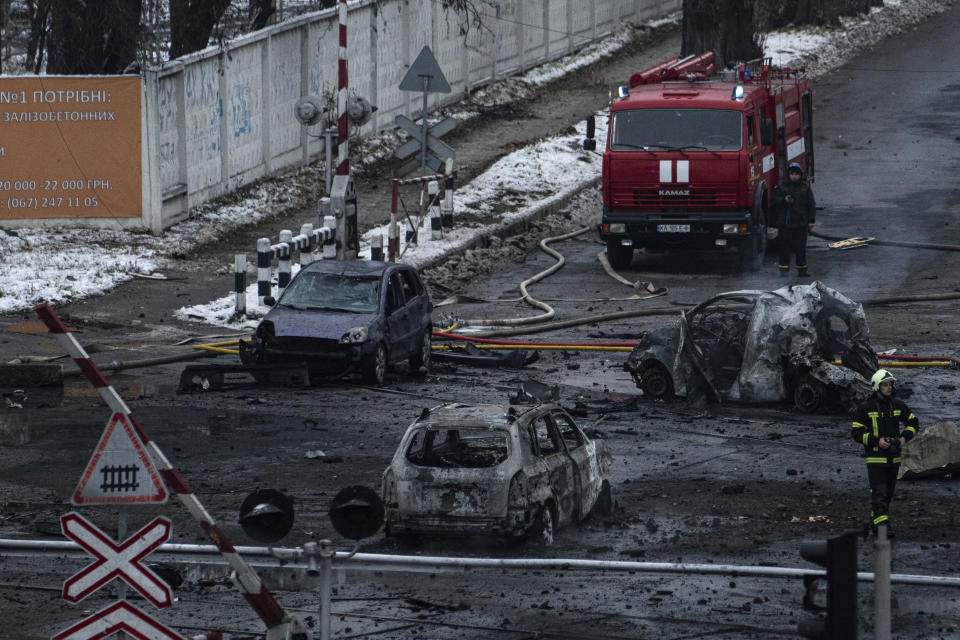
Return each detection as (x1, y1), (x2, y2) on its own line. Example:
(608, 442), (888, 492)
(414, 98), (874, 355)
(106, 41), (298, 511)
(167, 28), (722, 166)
(60, 512), (175, 608)
(52, 601), (184, 640)
(396, 45), (456, 172)
(72, 411), (168, 505)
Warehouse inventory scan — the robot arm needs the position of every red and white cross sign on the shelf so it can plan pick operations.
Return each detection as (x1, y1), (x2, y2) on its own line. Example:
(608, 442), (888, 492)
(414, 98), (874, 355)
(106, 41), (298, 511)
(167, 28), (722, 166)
(61, 512), (174, 609)
(52, 600), (185, 640)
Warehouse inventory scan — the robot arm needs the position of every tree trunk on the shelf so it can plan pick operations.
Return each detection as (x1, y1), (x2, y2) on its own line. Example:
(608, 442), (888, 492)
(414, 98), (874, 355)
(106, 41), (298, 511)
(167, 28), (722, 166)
(46, 0), (140, 74)
(249, 0), (277, 31)
(169, 0), (232, 59)
(682, 0), (763, 68)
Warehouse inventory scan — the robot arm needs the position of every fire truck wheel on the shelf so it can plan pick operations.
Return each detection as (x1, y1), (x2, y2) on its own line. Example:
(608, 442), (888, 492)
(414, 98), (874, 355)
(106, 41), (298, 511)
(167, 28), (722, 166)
(606, 242), (633, 269)
(740, 219), (767, 271)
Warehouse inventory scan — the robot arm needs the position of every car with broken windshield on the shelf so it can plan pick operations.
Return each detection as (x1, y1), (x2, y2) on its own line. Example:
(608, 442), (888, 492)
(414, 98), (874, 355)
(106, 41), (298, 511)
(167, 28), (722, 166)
(242, 260), (432, 385)
(626, 281), (878, 412)
(381, 402), (614, 545)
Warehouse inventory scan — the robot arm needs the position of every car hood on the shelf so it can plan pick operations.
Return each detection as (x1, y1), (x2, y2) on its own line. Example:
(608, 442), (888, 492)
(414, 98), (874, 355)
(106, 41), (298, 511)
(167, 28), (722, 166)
(264, 308), (378, 340)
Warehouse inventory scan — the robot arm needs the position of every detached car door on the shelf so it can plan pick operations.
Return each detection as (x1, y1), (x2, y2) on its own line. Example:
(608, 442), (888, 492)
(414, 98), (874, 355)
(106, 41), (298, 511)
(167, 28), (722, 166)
(553, 410), (601, 520)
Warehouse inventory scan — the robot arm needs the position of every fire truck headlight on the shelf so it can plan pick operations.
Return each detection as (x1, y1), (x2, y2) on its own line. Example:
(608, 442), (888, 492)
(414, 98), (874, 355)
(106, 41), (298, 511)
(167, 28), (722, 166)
(723, 224), (739, 234)
(609, 223), (626, 234)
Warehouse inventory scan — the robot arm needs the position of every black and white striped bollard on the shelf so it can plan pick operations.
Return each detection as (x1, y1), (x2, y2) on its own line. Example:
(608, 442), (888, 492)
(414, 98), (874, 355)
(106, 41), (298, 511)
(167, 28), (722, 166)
(256, 237), (271, 306)
(442, 168), (455, 230)
(429, 179), (442, 240)
(322, 215), (336, 259)
(371, 233), (384, 261)
(234, 254), (247, 316)
(300, 223), (314, 265)
(278, 229), (293, 296)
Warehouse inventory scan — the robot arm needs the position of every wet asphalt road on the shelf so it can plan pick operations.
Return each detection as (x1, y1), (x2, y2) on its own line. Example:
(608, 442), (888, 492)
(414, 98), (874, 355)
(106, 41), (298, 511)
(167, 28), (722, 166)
(3, 5), (960, 639)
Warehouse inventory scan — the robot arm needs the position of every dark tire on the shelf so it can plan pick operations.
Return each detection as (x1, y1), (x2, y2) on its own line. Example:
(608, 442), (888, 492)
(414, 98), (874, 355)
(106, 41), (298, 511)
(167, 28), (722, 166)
(531, 503), (556, 546)
(639, 361), (674, 399)
(408, 330), (431, 373)
(794, 375), (826, 413)
(593, 481), (615, 517)
(606, 241), (633, 270)
(361, 342), (388, 386)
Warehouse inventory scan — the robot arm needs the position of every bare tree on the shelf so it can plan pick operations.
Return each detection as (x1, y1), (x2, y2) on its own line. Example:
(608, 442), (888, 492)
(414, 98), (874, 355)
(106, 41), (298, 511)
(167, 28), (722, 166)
(46, 0), (141, 74)
(169, 0), (232, 59)
(682, 0), (763, 68)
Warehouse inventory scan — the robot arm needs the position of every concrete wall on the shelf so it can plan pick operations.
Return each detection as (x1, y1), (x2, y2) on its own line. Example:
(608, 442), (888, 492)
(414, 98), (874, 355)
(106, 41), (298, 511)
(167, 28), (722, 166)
(10, 0), (681, 231)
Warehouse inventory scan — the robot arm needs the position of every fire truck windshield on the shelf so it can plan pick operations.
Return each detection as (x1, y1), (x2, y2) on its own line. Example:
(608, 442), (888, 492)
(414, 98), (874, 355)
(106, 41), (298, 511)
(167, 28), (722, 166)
(610, 109), (742, 152)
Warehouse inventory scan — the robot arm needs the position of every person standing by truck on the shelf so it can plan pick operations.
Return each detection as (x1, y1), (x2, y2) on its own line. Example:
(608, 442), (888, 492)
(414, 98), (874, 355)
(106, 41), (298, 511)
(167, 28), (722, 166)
(772, 162), (816, 277)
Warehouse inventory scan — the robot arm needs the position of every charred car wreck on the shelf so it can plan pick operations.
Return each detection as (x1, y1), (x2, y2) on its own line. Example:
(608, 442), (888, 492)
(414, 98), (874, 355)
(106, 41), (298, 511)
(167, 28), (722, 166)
(381, 402), (614, 545)
(626, 281), (878, 411)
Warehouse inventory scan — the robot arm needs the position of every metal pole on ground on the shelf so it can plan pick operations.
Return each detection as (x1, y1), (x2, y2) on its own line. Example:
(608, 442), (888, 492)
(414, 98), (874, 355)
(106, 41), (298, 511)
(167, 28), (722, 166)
(874, 525), (892, 640)
(322, 215), (336, 259)
(429, 179), (441, 240)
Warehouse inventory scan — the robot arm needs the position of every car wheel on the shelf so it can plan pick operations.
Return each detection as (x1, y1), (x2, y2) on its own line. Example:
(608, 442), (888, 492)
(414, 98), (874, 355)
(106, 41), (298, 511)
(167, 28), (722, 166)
(606, 241), (633, 270)
(532, 503), (555, 546)
(362, 342), (388, 386)
(794, 375), (826, 413)
(408, 330), (431, 373)
(593, 480), (615, 517)
(639, 361), (674, 399)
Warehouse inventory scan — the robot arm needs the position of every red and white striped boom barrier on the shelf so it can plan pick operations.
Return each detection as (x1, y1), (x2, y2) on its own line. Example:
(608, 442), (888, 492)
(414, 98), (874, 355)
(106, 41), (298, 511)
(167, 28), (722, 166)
(336, 0), (349, 177)
(34, 302), (309, 640)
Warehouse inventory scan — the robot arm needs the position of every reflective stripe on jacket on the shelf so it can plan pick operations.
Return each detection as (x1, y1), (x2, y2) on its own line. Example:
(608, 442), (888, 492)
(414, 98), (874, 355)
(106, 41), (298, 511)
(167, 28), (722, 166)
(851, 394), (918, 465)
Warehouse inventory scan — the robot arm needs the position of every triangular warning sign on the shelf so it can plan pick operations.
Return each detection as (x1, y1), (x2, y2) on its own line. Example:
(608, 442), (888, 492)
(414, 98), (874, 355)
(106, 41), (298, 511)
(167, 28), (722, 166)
(72, 412), (168, 505)
(399, 46), (451, 93)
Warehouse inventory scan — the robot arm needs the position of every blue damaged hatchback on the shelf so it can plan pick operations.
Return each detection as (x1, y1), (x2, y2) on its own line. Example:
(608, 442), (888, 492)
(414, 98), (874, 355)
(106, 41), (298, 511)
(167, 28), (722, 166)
(242, 260), (433, 385)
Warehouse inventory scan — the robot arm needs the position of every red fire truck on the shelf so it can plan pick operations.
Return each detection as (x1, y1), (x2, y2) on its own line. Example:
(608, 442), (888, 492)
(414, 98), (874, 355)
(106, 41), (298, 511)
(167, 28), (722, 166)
(585, 52), (814, 270)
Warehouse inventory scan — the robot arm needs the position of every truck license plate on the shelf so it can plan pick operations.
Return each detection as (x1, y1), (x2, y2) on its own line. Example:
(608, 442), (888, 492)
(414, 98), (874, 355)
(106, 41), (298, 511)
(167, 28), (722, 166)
(657, 224), (690, 233)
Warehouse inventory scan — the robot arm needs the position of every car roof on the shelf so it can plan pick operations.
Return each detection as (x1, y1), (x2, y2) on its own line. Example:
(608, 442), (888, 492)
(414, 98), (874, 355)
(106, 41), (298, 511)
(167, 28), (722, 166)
(300, 259), (406, 277)
(413, 403), (549, 429)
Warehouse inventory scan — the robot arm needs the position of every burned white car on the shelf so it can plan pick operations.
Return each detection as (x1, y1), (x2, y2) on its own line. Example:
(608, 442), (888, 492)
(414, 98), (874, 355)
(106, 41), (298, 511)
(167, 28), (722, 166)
(381, 403), (614, 545)
(626, 281), (878, 412)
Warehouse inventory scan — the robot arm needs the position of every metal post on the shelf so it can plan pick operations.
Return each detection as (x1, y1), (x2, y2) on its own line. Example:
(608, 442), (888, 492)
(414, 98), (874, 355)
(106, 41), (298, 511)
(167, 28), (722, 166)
(234, 254), (247, 316)
(371, 234), (384, 261)
(420, 76), (429, 174)
(319, 539), (334, 640)
(389, 179), (399, 261)
(324, 127), (336, 194)
(874, 525), (892, 640)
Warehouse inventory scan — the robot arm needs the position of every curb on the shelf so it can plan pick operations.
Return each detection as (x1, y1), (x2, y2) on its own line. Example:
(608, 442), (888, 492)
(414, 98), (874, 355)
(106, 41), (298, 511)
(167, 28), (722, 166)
(411, 175), (603, 273)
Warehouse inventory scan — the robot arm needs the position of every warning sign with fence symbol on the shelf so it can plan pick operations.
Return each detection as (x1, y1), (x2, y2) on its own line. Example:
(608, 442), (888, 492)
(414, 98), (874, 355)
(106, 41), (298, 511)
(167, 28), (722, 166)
(72, 412), (168, 505)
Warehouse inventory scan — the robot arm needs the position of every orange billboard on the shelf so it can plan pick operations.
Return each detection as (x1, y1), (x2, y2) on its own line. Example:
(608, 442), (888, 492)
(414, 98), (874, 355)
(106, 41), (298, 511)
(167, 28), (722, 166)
(0, 76), (141, 219)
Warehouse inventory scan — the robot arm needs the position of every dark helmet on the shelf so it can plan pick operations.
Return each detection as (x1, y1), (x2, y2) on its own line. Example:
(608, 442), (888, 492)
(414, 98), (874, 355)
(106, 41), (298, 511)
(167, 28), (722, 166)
(788, 162), (803, 176)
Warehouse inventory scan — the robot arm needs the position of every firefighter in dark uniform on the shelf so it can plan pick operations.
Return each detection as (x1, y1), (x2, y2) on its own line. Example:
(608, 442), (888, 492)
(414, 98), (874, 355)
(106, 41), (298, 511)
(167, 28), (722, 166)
(771, 162), (816, 277)
(851, 369), (919, 536)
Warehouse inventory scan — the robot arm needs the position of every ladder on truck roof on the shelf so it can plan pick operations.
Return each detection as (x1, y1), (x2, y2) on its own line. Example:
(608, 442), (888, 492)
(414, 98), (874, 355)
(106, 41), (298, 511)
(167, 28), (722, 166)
(630, 53), (805, 89)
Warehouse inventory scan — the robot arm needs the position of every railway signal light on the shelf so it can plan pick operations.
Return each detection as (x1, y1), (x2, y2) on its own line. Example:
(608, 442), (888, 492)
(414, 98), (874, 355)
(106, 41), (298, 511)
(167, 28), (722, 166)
(798, 531), (859, 639)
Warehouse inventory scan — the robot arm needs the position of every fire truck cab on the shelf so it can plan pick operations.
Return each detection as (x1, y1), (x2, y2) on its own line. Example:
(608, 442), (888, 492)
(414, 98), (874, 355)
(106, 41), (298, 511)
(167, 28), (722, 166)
(587, 52), (814, 270)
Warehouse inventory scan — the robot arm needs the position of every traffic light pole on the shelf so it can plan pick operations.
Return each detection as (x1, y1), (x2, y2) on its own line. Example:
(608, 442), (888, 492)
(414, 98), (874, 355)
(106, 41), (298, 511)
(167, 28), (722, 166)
(874, 525), (892, 640)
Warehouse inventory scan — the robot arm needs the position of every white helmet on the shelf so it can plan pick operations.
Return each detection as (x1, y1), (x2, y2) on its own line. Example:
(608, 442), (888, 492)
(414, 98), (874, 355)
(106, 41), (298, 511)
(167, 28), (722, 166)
(870, 369), (896, 392)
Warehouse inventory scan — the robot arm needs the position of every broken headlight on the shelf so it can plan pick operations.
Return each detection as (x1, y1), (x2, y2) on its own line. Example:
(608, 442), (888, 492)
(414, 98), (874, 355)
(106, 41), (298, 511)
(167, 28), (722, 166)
(340, 327), (369, 344)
